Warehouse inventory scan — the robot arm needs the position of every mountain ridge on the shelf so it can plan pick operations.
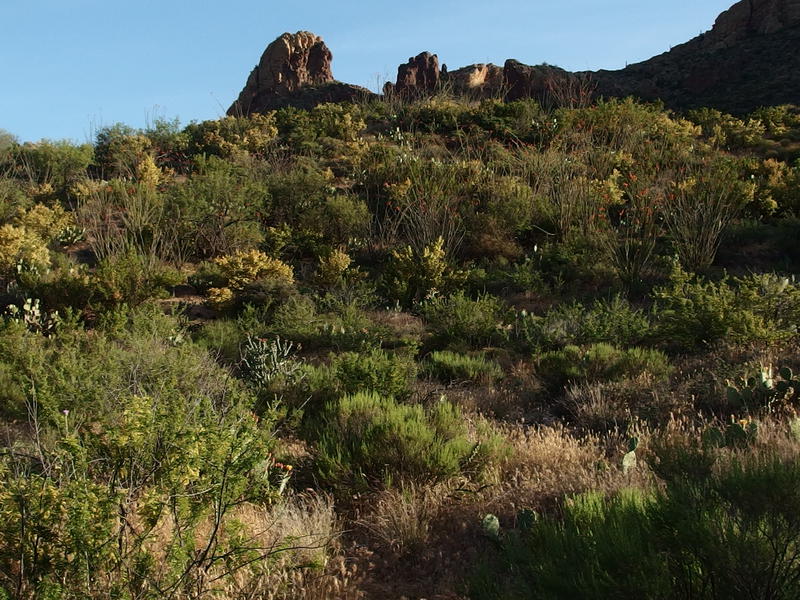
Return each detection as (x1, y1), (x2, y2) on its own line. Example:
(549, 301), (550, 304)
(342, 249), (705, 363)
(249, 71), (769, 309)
(229, 0), (800, 116)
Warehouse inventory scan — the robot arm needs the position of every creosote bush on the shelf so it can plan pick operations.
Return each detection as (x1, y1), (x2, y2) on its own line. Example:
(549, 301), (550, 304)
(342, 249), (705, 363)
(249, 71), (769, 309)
(314, 391), (499, 489)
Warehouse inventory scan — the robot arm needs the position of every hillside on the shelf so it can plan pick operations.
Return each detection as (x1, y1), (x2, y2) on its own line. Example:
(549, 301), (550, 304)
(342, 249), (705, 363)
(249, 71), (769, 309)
(2, 3), (800, 598)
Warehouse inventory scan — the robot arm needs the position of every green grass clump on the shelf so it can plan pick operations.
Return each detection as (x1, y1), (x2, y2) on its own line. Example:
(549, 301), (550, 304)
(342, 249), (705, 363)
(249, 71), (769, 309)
(538, 343), (671, 390)
(471, 451), (800, 599)
(425, 350), (503, 384)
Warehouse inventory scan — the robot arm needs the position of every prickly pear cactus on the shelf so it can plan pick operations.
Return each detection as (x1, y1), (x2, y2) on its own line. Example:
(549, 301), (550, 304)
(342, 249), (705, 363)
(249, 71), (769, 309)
(481, 514), (501, 540)
(726, 365), (799, 411)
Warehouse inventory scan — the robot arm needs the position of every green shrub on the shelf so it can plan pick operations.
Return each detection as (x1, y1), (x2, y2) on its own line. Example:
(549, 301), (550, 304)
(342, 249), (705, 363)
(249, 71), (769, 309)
(422, 291), (505, 349)
(328, 348), (416, 399)
(386, 237), (464, 306)
(314, 391), (492, 489)
(538, 343), (671, 390)
(653, 263), (798, 350)
(0, 223), (50, 279)
(425, 351), (503, 384)
(184, 113), (278, 157)
(204, 249), (295, 311)
(91, 250), (182, 308)
(472, 453), (800, 600)
(510, 296), (652, 352)
(269, 295), (320, 343)
(166, 155), (266, 259)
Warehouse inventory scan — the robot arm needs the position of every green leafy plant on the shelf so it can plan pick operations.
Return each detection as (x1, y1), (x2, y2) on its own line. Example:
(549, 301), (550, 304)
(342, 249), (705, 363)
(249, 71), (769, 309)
(422, 291), (505, 349)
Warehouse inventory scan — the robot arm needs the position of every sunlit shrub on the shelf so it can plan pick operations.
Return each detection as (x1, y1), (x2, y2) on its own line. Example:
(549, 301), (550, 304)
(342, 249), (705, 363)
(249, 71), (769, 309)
(422, 291), (506, 349)
(314, 391), (496, 489)
(537, 343), (671, 390)
(184, 113), (278, 157)
(92, 250), (182, 307)
(0, 224), (50, 278)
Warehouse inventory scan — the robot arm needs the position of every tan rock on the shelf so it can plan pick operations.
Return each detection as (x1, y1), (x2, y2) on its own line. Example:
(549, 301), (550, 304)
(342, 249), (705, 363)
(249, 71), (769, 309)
(444, 63), (504, 95)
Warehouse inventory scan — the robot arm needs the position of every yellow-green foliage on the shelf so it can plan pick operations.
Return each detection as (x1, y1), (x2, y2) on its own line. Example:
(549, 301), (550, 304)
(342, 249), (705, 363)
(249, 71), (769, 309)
(206, 285), (235, 310)
(0, 224), (50, 276)
(689, 107), (767, 150)
(389, 236), (460, 305)
(310, 103), (366, 142)
(316, 249), (352, 286)
(17, 202), (74, 241)
(186, 113), (278, 157)
(213, 249), (294, 291)
(207, 249), (294, 309)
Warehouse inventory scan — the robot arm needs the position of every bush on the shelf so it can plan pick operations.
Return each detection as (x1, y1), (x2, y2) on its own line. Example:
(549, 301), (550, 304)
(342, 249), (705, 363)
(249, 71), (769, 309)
(425, 351), (503, 384)
(328, 348), (417, 399)
(184, 113), (278, 157)
(653, 263), (798, 350)
(386, 237), (464, 306)
(0, 224), (50, 278)
(165, 155), (267, 259)
(207, 249), (294, 310)
(471, 452), (800, 600)
(422, 291), (505, 349)
(537, 343), (671, 391)
(92, 250), (182, 308)
(314, 391), (493, 489)
(510, 296), (652, 352)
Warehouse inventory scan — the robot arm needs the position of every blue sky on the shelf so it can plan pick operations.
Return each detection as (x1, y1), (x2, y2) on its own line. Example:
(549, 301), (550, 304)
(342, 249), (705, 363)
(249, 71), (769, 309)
(2, 0), (734, 143)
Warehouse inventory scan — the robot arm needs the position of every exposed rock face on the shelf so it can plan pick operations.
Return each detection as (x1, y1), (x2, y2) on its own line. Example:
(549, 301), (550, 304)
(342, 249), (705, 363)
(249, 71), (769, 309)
(229, 32), (336, 115)
(699, 0), (800, 48)
(590, 0), (800, 112)
(394, 52), (440, 96)
(443, 63), (504, 96)
(503, 60), (579, 102)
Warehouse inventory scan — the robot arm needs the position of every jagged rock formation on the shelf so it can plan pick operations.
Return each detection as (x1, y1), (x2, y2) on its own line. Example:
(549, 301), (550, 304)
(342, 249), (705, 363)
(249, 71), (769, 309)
(699, 0), (800, 48)
(230, 1), (800, 116)
(228, 31), (374, 115)
(393, 52), (441, 96)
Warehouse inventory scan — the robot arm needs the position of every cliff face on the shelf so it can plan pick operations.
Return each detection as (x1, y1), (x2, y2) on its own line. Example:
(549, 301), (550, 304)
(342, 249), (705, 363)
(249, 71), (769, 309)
(229, 1), (800, 116)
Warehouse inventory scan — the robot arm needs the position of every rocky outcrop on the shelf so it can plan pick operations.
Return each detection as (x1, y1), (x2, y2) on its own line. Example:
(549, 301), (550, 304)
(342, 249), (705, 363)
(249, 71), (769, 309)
(229, 31), (377, 115)
(696, 0), (800, 49)
(443, 63), (505, 96)
(503, 60), (580, 102)
(231, 1), (800, 117)
(230, 32), (336, 115)
(394, 52), (440, 96)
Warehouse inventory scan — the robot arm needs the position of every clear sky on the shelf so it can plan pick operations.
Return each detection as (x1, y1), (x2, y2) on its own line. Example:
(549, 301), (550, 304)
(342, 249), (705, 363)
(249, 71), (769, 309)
(2, 0), (735, 143)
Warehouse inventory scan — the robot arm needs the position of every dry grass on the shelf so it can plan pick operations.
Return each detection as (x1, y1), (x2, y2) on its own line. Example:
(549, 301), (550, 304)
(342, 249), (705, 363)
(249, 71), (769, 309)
(356, 482), (448, 557)
(117, 492), (364, 600)
(481, 423), (647, 518)
(562, 376), (681, 432)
